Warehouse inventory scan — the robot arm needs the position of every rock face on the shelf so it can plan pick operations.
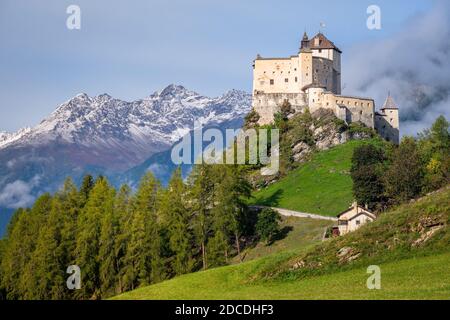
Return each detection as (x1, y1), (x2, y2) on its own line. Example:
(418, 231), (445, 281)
(291, 108), (372, 163)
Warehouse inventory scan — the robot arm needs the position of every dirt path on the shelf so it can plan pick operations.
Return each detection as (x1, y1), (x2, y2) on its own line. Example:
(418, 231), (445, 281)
(251, 205), (338, 221)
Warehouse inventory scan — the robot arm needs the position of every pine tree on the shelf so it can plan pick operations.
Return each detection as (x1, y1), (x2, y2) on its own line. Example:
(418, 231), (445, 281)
(19, 193), (53, 299)
(79, 174), (94, 207)
(30, 195), (67, 299)
(114, 184), (132, 294)
(122, 172), (164, 290)
(75, 177), (114, 299)
(188, 164), (216, 270)
(160, 168), (194, 275)
(212, 165), (252, 263)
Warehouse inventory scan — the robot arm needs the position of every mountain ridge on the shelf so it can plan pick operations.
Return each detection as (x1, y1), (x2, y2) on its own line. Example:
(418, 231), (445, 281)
(0, 85), (251, 232)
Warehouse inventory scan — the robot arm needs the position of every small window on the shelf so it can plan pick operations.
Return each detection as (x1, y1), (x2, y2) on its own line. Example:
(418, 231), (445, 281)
(270, 79), (274, 85)
(294, 68), (297, 71)
(356, 220), (360, 225)
(295, 77), (298, 82)
(285, 78), (289, 83)
(319, 49), (322, 53)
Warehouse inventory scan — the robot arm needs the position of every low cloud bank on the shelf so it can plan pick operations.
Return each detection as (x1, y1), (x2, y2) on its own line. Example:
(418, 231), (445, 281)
(344, 1), (450, 136)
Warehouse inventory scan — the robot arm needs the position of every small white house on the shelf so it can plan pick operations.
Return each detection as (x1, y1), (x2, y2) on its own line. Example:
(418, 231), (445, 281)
(335, 202), (376, 236)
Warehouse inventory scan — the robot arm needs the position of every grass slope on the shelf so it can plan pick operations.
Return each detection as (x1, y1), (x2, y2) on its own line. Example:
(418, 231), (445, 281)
(232, 216), (333, 264)
(113, 253), (450, 300)
(250, 139), (380, 216)
(114, 186), (450, 300)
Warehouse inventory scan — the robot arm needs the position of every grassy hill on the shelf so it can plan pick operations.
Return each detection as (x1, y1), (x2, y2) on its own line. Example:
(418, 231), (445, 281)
(113, 186), (450, 300)
(232, 216), (333, 264)
(250, 139), (382, 216)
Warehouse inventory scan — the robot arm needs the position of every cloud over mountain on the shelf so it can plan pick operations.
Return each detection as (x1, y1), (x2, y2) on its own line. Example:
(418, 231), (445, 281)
(344, 1), (450, 136)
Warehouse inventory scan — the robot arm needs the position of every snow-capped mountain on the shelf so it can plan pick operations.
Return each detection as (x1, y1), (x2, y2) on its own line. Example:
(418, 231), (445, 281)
(0, 127), (31, 148)
(0, 85), (251, 234)
(2, 85), (251, 169)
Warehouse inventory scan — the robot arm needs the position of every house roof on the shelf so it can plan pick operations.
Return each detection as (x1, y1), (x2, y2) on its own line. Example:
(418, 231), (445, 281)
(305, 32), (342, 53)
(337, 205), (376, 220)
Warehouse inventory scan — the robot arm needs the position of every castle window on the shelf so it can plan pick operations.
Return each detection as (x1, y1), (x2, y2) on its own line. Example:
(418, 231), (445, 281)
(294, 68), (297, 71)
(360, 110), (363, 115)
(319, 49), (322, 53)
(295, 77), (298, 82)
(285, 78), (288, 83)
(270, 79), (274, 85)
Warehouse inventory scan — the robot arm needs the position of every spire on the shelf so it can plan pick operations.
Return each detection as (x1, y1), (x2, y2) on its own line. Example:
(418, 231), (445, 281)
(381, 92), (398, 110)
(300, 32), (309, 51)
(302, 31), (308, 41)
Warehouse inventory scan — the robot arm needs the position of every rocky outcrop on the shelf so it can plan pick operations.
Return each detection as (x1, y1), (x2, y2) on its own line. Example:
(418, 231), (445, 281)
(291, 108), (373, 163)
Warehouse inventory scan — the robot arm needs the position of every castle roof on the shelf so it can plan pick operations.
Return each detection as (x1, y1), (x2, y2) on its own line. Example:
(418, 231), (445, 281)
(305, 32), (342, 53)
(381, 94), (398, 110)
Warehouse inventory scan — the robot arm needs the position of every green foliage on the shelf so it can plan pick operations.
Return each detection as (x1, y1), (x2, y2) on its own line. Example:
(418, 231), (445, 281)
(243, 109), (260, 128)
(419, 116), (450, 192)
(347, 122), (376, 137)
(350, 143), (386, 210)
(255, 208), (281, 244)
(384, 137), (424, 203)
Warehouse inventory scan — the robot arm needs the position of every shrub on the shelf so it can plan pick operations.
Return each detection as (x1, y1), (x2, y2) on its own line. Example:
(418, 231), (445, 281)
(255, 208), (282, 244)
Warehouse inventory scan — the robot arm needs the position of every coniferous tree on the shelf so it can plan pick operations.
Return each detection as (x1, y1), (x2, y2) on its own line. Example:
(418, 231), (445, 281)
(30, 195), (67, 299)
(160, 168), (194, 275)
(75, 177), (114, 299)
(79, 174), (94, 207)
(188, 164), (216, 270)
(123, 172), (163, 289)
(114, 184), (132, 294)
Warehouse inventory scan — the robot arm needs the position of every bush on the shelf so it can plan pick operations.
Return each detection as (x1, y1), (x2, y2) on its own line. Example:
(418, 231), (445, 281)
(255, 208), (281, 244)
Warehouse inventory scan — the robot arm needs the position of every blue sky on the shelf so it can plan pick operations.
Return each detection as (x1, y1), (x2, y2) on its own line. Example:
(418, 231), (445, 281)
(0, 0), (435, 132)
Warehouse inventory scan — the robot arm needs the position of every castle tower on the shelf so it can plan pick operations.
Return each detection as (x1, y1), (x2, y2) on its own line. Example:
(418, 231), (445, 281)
(375, 93), (400, 144)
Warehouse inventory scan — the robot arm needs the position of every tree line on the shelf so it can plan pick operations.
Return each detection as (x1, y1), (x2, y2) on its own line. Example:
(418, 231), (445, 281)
(0, 164), (259, 300)
(351, 116), (450, 211)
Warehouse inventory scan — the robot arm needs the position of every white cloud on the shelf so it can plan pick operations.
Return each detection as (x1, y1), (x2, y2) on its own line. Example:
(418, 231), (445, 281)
(344, 1), (450, 136)
(0, 175), (41, 209)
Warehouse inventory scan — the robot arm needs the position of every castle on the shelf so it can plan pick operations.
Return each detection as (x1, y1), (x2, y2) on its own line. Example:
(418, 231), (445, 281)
(252, 32), (399, 144)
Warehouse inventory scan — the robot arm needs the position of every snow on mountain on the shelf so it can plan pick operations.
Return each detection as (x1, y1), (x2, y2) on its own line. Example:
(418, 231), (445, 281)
(3, 85), (251, 159)
(0, 127), (31, 148)
(0, 85), (251, 220)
